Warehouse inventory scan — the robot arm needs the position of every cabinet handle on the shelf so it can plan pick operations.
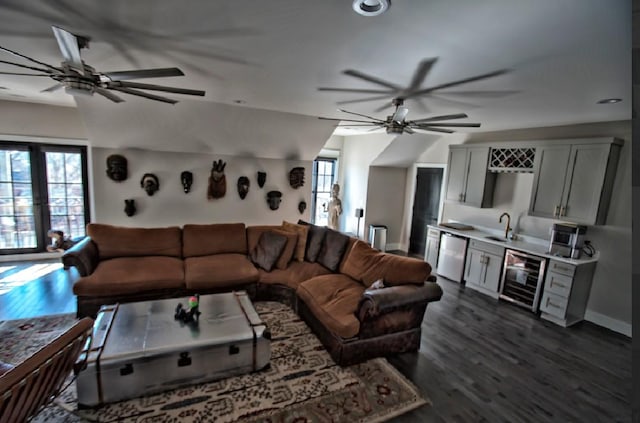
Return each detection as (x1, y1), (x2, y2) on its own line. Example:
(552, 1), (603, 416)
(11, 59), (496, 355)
(553, 205), (559, 217)
(547, 299), (562, 309)
(459, 193), (463, 201)
(554, 264), (570, 272)
(550, 280), (567, 289)
(560, 205), (566, 216)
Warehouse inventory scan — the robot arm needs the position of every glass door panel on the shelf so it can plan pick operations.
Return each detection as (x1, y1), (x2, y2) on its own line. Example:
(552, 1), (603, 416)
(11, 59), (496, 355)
(0, 150), (37, 249)
(45, 151), (86, 239)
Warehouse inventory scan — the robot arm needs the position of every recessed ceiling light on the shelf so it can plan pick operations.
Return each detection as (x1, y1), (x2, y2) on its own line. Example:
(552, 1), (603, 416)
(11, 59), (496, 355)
(233, 100), (246, 104)
(597, 98), (622, 104)
(352, 0), (390, 16)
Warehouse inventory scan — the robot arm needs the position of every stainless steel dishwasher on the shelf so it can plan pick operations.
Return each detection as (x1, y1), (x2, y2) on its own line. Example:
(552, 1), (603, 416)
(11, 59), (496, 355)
(436, 232), (467, 283)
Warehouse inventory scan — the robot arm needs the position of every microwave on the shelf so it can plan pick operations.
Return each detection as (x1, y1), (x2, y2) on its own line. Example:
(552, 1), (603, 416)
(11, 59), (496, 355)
(548, 223), (587, 259)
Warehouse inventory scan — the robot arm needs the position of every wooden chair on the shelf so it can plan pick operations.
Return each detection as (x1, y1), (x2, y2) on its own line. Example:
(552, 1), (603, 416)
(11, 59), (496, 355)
(0, 317), (93, 422)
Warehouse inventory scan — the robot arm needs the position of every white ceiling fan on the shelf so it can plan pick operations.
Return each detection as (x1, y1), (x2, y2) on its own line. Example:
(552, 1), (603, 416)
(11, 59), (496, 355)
(0, 25), (206, 104)
(319, 98), (481, 134)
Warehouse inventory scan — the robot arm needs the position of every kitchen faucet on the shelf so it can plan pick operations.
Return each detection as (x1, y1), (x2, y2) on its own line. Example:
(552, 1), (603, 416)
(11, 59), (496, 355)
(499, 212), (511, 239)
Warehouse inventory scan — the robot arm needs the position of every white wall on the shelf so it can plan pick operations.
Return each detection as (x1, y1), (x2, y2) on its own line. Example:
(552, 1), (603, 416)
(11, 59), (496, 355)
(410, 120), (631, 334)
(0, 100), (87, 140)
(92, 148), (312, 227)
(365, 166), (407, 249)
(339, 133), (394, 236)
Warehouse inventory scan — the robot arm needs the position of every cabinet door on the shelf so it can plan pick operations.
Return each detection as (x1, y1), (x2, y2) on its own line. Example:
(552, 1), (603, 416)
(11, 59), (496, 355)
(425, 235), (440, 269)
(445, 148), (468, 202)
(483, 253), (502, 292)
(464, 248), (485, 285)
(561, 144), (611, 223)
(529, 145), (571, 219)
(463, 147), (491, 207)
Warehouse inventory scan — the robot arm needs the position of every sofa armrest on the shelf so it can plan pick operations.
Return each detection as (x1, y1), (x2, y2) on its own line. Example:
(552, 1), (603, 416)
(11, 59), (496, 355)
(62, 237), (99, 277)
(357, 280), (443, 321)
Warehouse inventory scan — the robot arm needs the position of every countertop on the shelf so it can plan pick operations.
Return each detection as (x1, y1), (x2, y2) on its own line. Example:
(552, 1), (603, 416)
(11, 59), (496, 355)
(428, 224), (598, 265)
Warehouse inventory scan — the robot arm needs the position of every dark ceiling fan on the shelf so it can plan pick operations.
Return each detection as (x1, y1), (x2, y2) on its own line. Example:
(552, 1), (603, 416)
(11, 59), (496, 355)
(0, 25), (206, 104)
(319, 98), (481, 135)
(318, 57), (512, 112)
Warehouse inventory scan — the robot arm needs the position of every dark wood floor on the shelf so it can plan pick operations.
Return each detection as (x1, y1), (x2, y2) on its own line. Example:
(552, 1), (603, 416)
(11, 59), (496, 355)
(0, 261), (631, 422)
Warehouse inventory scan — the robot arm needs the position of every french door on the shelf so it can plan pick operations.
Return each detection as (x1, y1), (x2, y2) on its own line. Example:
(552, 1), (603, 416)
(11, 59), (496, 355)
(0, 142), (89, 254)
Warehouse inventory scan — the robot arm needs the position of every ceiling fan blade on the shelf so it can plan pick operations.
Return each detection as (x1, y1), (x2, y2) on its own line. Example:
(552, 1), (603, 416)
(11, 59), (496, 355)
(343, 69), (402, 91)
(103, 68), (185, 81)
(392, 106), (409, 123)
(52, 26), (85, 72)
(337, 124), (381, 126)
(319, 117), (380, 124)
(337, 95), (395, 105)
(403, 127), (415, 134)
(41, 83), (64, 93)
(337, 109), (385, 122)
(419, 122), (481, 128)
(434, 90), (520, 98)
(412, 113), (469, 123)
(0, 71), (51, 76)
(94, 87), (124, 103)
(414, 126), (455, 134)
(406, 69), (509, 98)
(0, 59), (54, 74)
(108, 81), (205, 96)
(406, 58), (437, 93)
(109, 86), (178, 104)
(0, 45), (61, 72)
(317, 87), (392, 94)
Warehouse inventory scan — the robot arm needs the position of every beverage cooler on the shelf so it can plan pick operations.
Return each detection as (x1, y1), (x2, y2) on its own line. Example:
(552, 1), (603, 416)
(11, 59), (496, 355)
(500, 249), (547, 313)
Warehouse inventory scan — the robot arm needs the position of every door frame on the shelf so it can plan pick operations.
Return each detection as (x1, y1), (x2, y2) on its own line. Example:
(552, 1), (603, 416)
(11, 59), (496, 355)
(403, 162), (447, 252)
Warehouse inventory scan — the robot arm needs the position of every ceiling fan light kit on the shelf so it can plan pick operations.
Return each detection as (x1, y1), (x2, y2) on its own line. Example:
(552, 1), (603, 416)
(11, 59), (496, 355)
(352, 0), (390, 16)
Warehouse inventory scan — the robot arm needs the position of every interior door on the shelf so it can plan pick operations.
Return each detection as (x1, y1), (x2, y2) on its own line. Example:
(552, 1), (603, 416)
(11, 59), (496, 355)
(409, 167), (443, 256)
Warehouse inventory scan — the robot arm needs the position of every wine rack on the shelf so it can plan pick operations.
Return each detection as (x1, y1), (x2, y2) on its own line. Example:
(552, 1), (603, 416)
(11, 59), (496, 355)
(488, 147), (536, 173)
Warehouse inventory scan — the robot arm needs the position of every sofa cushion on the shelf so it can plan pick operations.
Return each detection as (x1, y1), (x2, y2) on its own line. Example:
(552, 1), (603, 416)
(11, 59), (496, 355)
(282, 221), (309, 262)
(258, 261), (333, 290)
(73, 256), (184, 296)
(87, 224), (182, 259)
(185, 254), (259, 290)
(342, 240), (431, 287)
(250, 231), (288, 271)
(316, 229), (350, 272)
(183, 223), (247, 257)
(304, 224), (327, 263)
(297, 274), (366, 339)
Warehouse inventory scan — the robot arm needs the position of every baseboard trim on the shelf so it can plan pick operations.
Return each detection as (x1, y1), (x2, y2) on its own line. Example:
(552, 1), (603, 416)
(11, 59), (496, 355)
(385, 243), (401, 252)
(584, 310), (631, 337)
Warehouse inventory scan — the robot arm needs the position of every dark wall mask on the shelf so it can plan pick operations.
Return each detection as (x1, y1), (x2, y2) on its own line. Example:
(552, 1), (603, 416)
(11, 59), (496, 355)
(106, 154), (128, 182)
(124, 199), (136, 217)
(298, 200), (307, 214)
(289, 167), (305, 189)
(237, 176), (250, 199)
(257, 171), (266, 188)
(181, 171), (193, 193)
(266, 190), (282, 210)
(140, 173), (160, 196)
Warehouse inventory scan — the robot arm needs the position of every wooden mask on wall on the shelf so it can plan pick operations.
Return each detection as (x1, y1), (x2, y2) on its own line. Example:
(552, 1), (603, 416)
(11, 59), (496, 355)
(207, 159), (227, 199)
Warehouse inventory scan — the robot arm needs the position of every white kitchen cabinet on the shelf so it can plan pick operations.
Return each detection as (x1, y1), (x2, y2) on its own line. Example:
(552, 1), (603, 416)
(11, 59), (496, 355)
(529, 139), (622, 225)
(464, 239), (505, 299)
(445, 146), (496, 208)
(539, 259), (597, 327)
(424, 227), (441, 271)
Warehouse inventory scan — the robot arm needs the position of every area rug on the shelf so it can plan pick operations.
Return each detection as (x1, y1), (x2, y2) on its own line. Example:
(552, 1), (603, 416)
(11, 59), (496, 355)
(0, 302), (429, 422)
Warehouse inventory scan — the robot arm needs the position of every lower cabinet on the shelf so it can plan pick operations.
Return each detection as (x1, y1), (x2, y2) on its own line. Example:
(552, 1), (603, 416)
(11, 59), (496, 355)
(539, 259), (596, 327)
(464, 239), (505, 299)
(424, 227), (441, 271)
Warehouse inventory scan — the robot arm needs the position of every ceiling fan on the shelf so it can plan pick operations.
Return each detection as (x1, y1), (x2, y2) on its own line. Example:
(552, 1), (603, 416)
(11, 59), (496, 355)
(0, 25), (206, 104)
(319, 98), (481, 135)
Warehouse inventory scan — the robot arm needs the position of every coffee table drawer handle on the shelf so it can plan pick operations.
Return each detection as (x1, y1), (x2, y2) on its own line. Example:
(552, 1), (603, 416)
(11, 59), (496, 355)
(229, 345), (240, 355)
(178, 352), (192, 367)
(120, 363), (133, 376)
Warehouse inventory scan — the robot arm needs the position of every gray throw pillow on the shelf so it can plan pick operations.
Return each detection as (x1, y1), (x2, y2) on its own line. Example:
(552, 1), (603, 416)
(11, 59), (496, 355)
(250, 231), (288, 272)
(317, 229), (350, 271)
(304, 224), (327, 263)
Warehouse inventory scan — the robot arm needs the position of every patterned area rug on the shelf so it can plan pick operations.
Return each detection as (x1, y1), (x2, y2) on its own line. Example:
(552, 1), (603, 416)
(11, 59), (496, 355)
(0, 302), (428, 422)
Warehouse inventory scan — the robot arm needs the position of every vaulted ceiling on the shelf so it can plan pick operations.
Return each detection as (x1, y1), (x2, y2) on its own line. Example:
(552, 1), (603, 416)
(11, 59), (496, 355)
(0, 0), (631, 159)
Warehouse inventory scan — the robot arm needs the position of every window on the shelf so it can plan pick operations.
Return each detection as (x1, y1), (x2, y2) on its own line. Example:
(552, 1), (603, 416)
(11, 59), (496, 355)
(0, 142), (89, 254)
(311, 157), (337, 225)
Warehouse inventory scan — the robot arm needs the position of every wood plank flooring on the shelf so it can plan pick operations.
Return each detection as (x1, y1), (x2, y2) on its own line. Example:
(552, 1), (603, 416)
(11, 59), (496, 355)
(0, 260), (631, 422)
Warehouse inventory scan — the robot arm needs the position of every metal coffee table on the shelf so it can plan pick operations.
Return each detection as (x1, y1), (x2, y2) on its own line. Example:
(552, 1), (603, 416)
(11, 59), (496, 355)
(76, 291), (271, 407)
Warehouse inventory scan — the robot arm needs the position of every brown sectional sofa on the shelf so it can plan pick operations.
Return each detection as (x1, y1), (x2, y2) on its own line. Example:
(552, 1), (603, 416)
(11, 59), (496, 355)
(63, 221), (443, 366)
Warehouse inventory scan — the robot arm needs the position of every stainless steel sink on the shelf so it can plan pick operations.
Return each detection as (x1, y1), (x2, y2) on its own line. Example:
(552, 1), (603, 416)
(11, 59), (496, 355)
(485, 235), (507, 242)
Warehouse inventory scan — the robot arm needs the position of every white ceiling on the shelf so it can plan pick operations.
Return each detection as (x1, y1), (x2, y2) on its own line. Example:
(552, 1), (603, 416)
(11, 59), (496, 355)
(0, 0), (631, 158)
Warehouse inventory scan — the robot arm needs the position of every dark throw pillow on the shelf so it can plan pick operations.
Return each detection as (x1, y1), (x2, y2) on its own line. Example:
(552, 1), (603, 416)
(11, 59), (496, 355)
(317, 229), (350, 271)
(250, 231), (288, 272)
(305, 224), (327, 263)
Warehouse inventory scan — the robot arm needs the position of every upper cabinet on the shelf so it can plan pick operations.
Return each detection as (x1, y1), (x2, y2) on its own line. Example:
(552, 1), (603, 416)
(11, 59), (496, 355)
(445, 146), (496, 208)
(529, 138), (622, 225)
